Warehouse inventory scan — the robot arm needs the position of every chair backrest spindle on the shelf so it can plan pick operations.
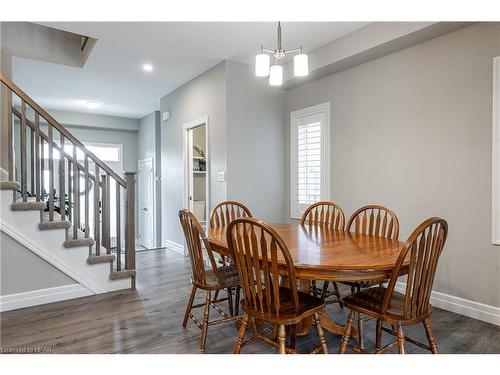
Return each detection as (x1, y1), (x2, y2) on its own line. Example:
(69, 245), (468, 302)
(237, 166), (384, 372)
(300, 201), (345, 230)
(210, 201), (252, 228)
(347, 205), (399, 240)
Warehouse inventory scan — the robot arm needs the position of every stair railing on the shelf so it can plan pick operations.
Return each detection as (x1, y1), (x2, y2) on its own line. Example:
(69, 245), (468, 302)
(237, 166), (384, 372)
(0, 74), (136, 287)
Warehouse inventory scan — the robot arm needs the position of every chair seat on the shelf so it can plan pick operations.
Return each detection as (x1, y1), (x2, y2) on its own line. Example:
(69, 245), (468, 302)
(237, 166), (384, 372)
(240, 287), (325, 325)
(342, 287), (431, 323)
(202, 264), (240, 289)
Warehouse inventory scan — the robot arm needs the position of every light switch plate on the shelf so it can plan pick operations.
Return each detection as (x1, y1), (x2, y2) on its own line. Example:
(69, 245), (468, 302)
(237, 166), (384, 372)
(217, 171), (226, 182)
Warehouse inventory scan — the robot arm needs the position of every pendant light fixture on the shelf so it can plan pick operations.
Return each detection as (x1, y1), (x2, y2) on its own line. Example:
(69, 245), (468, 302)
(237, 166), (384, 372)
(255, 22), (309, 86)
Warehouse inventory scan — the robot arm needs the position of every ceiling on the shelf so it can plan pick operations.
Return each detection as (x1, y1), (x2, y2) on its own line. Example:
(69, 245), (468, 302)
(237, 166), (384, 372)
(12, 22), (368, 119)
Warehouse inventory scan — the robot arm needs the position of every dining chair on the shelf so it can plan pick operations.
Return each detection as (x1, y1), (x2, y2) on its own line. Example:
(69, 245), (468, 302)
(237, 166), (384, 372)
(339, 217), (448, 354)
(300, 201), (345, 307)
(210, 200), (252, 228)
(209, 200), (252, 312)
(227, 217), (329, 354)
(178, 209), (241, 352)
(343, 204), (400, 349)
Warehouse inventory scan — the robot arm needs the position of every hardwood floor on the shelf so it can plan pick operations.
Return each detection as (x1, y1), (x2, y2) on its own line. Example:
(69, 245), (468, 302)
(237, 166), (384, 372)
(1, 249), (499, 354)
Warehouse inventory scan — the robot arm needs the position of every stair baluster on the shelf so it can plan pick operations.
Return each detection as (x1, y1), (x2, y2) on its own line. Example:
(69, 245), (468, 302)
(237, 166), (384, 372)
(94, 164), (100, 255)
(84, 155), (89, 237)
(59, 134), (66, 221)
(116, 182), (121, 271)
(125, 171), (136, 288)
(34, 113), (41, 202)
(48, 122), (54, 220)
(73, 144), (78, 239)
(30, 125), (35, 196)
(20, 101), (27, 202)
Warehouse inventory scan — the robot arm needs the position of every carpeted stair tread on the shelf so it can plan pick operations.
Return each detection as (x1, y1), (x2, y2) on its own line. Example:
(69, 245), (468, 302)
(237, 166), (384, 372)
(0, 181), (20, 190)
(38, 220), (72, 230)
(11, 201), (46, 211)
(87, 254), (116, 264)
(63, 237), (95, 248)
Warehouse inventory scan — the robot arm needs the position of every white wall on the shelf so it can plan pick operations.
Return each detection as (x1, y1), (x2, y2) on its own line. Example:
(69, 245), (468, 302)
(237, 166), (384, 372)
(286, 22), (500, 308)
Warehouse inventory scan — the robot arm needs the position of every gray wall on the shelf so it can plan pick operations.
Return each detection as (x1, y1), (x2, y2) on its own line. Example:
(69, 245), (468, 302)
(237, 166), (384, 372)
(286, 22), (500, 308)
(160, 62), (227, 246)
(226, 61), (287, 222)
(0, 231), (75, 295)
(46, 110), (140, 174)
(138, 111), (162, 247)
(48, 109), (140, 132)
(0, 22), (84, 171)
(160, 60), (288, 247)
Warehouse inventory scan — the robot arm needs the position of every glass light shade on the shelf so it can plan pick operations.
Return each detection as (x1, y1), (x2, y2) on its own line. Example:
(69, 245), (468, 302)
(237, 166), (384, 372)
(269, 65), (283, 86)
(255, 54), (270, 77)
(294, 54), (309, 77)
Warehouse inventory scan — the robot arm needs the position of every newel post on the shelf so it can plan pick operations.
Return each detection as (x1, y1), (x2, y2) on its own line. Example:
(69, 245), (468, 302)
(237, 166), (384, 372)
(125, 171), (136, 288)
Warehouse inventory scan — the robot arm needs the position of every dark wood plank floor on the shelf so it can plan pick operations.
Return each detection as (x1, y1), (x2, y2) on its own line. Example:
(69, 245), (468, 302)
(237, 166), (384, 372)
(1, 249), (499, 354)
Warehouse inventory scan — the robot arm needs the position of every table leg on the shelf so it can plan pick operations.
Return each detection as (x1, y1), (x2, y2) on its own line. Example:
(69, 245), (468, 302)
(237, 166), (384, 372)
(295, 279), (313, 336)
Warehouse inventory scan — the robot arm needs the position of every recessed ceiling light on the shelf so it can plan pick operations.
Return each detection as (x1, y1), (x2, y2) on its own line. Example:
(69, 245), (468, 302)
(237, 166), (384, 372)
(142, 64), (154, 72)
(85, 100), (102, 109)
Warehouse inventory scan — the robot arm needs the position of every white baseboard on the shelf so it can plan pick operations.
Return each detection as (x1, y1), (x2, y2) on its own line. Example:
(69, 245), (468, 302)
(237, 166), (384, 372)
(395, 282), (500, 326)
(162, 240), (185, 256)
(0, 283), (93, 312)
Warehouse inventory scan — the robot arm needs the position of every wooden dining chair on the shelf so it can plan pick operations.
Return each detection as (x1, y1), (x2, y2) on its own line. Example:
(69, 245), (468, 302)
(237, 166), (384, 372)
(343, 204), (400, 349)
(209, 201), (252, 311)
(346, 204), (399, 240)
(210, 200), (252, 228)
(178, 209), (241, 352)
(227, 217), (329, 354)
(300, 201), (345, 307)
(339, 217), (448, 354)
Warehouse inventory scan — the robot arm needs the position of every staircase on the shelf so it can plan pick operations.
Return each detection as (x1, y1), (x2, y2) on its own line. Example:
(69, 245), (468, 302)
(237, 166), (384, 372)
(0, 74), (136, 297)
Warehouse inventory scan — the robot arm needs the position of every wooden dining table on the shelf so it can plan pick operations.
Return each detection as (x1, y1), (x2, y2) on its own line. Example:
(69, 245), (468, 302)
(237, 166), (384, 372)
(207, 222), (405, 336)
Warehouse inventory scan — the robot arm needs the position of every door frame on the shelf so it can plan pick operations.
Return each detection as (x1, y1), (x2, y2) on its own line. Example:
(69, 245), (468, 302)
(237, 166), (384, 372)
(183, 116), (210, 227)
(138, 156), (155, 249)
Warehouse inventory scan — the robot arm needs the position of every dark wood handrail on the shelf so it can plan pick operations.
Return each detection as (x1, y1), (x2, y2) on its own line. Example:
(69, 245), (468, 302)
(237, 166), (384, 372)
(0, 73), (126, 187)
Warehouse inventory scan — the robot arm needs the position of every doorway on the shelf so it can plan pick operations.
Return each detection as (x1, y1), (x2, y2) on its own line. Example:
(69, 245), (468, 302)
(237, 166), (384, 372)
(183, 117), (209, 226)
(138, 157), (155, 249)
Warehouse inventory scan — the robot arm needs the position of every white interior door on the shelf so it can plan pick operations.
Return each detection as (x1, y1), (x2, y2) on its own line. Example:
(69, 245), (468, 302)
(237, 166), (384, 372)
(138, 158), (154, 249)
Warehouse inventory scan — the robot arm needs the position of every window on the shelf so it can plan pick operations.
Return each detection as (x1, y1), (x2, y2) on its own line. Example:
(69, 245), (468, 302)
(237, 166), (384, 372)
(290, 102), (330, 219)
(493, 57), (500, 245)
(41, 142), (121, 162)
